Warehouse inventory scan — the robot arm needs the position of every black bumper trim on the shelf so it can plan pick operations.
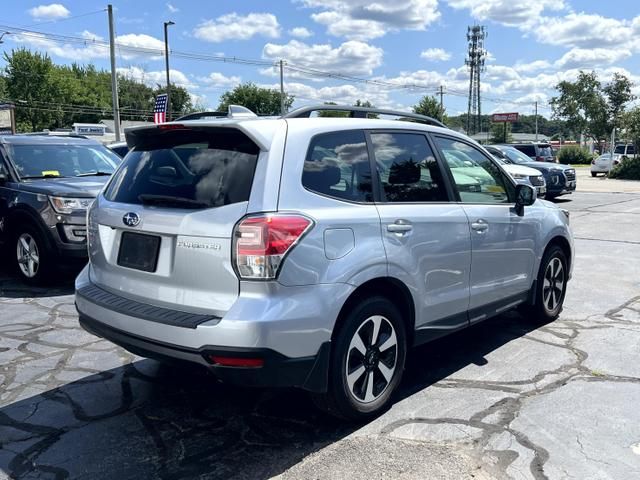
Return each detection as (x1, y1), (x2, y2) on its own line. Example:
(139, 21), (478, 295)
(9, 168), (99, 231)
(78, 311), (330, 392)
(76, 284), (221, 329)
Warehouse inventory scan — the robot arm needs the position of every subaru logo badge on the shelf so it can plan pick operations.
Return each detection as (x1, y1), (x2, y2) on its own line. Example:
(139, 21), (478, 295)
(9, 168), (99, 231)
(123, 212), (140, 227)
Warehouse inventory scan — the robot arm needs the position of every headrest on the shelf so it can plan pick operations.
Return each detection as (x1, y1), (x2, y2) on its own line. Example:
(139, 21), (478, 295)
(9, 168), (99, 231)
(388, 160), (420, 184)
(303, 158), (341, 190)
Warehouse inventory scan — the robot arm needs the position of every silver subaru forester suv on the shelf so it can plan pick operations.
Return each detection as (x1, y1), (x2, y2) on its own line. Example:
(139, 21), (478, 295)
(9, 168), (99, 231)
(75, 105), (573, 419)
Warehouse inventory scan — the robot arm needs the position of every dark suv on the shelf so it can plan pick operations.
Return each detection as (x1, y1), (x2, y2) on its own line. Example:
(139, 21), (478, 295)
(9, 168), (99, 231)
(0, 135), (119, 282)
(510, 142), (556, 163)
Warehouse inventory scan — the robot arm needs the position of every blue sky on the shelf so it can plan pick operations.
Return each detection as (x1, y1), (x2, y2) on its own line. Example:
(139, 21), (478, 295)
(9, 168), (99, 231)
(1, 1), (639, 117)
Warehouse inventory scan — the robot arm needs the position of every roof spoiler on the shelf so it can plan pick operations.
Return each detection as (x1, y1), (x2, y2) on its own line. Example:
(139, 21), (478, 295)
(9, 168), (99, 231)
(284, 105), (447, 128)
(175, 105), (257, 121)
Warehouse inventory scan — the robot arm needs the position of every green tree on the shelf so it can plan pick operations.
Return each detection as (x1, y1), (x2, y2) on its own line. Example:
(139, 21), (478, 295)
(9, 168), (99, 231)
(489, 122), (512, 144)
(218, 82), (294, 115)
(412, 95), (443, 120)
(118, 75), (154, 121)
(551, 71), (634, 149)
(3, 49), (62, 131)
(622, 107), (640, 157)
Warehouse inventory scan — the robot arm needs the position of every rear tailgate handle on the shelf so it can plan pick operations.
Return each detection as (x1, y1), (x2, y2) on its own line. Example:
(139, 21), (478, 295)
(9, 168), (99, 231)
(387, 221), (413, 233)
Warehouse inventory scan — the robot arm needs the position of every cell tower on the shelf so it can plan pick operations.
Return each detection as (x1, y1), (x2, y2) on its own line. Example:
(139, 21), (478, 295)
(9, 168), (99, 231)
(465, 25), (487, 135)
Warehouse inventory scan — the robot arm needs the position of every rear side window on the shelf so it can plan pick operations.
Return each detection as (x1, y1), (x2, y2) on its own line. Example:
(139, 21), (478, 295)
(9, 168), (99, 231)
(371, 132), (448, 202)
(514, 145), (536, 157)
(303, 130), (373, 202)
(104, 129), (259, 209)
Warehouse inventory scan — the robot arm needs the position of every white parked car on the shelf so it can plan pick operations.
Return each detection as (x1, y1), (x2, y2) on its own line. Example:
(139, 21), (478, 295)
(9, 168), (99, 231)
(491, 157), (547, 198)
(590, 153), (621, 176)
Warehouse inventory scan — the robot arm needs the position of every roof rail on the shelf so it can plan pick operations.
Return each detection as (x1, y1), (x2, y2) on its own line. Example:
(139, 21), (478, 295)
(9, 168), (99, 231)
(284, 105), (447, 128)
(175, 104), (258, 121)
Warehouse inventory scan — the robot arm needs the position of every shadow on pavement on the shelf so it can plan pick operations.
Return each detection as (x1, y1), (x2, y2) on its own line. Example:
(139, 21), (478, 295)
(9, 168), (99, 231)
(0, 308), (547, 480)
(0, 253), (78, 298)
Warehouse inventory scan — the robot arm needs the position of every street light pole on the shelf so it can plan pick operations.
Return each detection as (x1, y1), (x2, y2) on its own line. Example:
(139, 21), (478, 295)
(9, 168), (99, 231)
(163, 21), (175, 122)
(0, 31), (11, 44)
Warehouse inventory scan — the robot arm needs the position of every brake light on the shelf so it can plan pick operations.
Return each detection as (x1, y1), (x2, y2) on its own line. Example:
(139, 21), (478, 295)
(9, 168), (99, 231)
(536, 156), (545, 162)
(233, 214), (313, 279)
(158, 123), (188, 130)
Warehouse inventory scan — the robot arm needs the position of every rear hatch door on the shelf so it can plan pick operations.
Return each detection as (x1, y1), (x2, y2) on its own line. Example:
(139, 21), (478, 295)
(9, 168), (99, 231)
(88, 126), (260, 316)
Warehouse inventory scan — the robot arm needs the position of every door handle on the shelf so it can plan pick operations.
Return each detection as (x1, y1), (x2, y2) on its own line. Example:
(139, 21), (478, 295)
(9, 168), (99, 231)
(471, 219), (488, 232)
(387, 221), (413, 233)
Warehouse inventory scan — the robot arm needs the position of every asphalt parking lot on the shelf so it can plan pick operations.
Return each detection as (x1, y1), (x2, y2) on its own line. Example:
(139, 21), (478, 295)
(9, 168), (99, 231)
(1, 186), (640, 479)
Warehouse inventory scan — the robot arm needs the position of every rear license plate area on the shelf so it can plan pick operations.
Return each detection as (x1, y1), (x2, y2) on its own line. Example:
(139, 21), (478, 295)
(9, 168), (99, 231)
(117, 232), (161, 272)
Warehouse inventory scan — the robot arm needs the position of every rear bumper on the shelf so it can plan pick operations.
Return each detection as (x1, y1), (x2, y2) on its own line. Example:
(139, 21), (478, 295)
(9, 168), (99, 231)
(74, 266), (350, 391)
(78, 312), (330, 391)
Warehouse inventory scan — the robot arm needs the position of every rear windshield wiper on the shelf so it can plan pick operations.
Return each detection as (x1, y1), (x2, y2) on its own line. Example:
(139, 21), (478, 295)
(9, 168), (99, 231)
(138, 194), (210, 209)
(76, 171), (113, 177)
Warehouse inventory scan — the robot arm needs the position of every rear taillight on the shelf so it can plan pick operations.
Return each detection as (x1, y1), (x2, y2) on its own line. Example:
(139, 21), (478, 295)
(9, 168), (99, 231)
(233, 214), (313, 280)
(536, 156), (545, 162)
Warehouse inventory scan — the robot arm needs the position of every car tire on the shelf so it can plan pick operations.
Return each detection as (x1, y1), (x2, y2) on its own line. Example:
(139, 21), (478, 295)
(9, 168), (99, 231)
(11, 224), (52, 285)
(312, 296), (407, 421)
(591, 172), (597, 177)
(523, 245), (568, 323)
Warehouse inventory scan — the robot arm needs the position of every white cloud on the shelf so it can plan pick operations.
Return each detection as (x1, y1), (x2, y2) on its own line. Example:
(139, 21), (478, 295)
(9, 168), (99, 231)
(446, 0), (565, 27)
(11, 31), (166, 61)
(117, 66), (196, 89)
(514, 60), (551, 73)
(554, 48), (633, 70)
(267, 81), (396, 109)
(116, 33), (165, 59)
(198, 72), (241, 88)
(166, 2), (179, 13)
(194, 13), (280, 42)
(28, 3), (70, 21)
(301, 0), (440, 40)
(531, 13), (637, 50)
(262, 40), (383, 76)
(420, 48), (451, 62)
(289, 27), (313, 38)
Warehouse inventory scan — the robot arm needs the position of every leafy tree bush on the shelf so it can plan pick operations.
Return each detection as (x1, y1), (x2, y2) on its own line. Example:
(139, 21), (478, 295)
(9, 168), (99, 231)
(218, 82), (294, 115)
(609, 157), (640, 180)
(558, 146), (593, 165)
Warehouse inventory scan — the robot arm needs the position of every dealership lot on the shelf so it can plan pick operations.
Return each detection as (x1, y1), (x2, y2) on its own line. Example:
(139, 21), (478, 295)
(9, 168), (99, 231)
(1, 188), (640, 479)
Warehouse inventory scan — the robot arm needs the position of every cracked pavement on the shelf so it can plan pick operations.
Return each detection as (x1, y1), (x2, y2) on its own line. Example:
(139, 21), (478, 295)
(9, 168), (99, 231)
(1, 191), (640, 479)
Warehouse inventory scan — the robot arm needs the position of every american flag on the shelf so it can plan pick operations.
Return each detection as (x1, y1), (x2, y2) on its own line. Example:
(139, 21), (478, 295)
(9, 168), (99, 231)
(153, 94), (168, 124)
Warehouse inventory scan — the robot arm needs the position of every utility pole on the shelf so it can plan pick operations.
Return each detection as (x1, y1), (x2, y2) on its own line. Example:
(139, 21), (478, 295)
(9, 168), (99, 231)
(279, 60), (285, 116)
(465, 25), (487, 135)
(107, 5), (121, 142)
(437, 85), (445, 121)
(163, 21), (175, 121)
(534, 101), (538, 142)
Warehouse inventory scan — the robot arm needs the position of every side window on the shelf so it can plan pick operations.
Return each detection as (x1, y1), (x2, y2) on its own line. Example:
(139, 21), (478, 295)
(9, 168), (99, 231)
(303, 130), (372, 202)
(434, 136), (512, 204)
(371, 132), (448, 203)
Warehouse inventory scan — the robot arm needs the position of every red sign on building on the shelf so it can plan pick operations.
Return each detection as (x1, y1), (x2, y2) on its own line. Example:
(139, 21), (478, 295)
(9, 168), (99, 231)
(491, 112), (519, 123)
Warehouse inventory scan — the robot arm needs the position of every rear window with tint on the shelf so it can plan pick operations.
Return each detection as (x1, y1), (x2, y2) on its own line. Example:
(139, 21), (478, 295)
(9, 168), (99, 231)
(513, 145), (536, 157)
(538, 146), (553, 157)
(104, 129), (259, 209)
(302, 130), (373, 202)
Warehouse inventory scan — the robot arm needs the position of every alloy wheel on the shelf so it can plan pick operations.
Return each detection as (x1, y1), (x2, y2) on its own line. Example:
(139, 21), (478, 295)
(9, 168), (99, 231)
(16, 233), (40, 279)
(345, 315), (398, 404)
(543, 257), (564, 313)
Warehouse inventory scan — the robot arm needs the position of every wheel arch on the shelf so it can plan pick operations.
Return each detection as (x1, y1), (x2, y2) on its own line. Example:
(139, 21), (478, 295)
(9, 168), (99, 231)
(332, 276), (416, 347)
(5, 206), (55, 251)
(546, 235), (572, 272)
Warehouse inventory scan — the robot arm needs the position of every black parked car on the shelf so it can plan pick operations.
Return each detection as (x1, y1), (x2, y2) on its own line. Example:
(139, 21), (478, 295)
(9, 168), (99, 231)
(486, 145), (576, 199)
(0, 135), (119, 283)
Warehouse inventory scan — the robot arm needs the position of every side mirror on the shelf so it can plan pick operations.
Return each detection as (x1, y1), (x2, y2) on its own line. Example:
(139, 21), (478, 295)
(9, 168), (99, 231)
(515, 184), (536, 216)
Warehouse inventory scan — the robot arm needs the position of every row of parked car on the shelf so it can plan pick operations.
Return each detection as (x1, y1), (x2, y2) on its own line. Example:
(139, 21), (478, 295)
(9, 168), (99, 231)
(1, 106), (574, 419)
